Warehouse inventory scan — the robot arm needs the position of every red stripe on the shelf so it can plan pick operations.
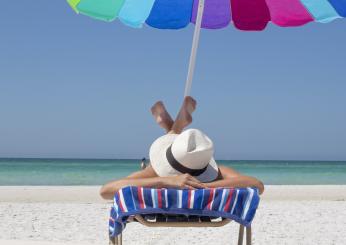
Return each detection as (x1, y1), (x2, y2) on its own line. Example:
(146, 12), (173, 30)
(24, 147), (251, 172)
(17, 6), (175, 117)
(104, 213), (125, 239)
(137, 187), (144, 209)
(224, 189), (234, 212)
(187, 190), (191, 209)
(207, 188), (215, 210)
(157, 189), (162, 208)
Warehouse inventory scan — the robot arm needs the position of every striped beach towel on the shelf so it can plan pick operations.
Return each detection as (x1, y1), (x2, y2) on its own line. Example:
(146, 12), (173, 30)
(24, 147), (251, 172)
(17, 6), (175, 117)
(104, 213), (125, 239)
(109, 186), (260, 237)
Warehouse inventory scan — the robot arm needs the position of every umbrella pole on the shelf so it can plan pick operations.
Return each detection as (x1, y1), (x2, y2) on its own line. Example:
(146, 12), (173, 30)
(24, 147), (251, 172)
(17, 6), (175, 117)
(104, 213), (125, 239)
(184, 0), (205, 97)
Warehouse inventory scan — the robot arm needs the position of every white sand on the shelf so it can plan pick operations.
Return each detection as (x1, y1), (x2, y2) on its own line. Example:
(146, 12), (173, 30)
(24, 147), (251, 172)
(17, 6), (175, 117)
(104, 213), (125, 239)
(1, 186), (346, 245)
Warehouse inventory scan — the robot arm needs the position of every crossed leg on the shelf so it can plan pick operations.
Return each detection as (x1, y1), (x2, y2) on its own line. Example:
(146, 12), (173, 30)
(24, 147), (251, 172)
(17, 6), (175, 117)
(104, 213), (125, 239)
(151, 96), (197, 134)
(151, 101), (174, 133)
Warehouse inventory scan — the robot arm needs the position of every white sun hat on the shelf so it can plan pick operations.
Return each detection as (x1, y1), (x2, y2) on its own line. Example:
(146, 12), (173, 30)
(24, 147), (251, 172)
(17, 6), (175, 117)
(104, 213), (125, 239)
(149, 129), (219, 183)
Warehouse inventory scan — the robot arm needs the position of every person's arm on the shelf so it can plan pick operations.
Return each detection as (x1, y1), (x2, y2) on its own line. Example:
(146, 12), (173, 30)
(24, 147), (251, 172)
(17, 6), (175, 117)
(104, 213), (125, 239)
(205, 165), (265, 195)
(100, 166), (205, 200)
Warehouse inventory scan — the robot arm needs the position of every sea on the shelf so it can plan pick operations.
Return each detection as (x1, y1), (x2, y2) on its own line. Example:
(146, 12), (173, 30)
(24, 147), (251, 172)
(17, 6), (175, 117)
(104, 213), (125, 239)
(0, 158), (345, 185)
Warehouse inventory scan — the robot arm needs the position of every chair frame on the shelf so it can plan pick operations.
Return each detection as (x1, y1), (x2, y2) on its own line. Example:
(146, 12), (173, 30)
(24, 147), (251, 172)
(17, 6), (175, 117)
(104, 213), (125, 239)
(109, 222), (251, 245)
(108, 160), (253, 245)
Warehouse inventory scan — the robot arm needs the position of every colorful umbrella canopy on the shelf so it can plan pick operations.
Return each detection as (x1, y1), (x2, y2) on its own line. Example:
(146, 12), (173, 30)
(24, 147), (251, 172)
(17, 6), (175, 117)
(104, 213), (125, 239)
(68, 0), (346, 30)
(67, 0), (346, 95)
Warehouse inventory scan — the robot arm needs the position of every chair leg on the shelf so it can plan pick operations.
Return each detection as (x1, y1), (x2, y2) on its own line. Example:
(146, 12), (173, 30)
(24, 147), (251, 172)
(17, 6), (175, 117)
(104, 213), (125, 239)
(109, 236), (116, 245)
(109, 233), (122, 245)
(246, 226), (252, 245)
(238, 225), (244, 245)
(118, 233), (123, 245)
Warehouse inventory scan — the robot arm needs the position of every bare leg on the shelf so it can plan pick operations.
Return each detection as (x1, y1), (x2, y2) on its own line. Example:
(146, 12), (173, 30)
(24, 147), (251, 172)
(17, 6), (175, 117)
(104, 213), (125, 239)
(170, 96), (197, 134)
(151, 101), (174, 133)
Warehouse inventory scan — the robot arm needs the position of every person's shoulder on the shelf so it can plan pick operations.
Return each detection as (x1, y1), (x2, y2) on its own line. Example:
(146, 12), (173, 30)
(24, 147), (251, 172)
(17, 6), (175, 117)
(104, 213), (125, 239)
(127, 165), (158, 179)
(144, 165), (158, 176)
(218, 165), (241, 178)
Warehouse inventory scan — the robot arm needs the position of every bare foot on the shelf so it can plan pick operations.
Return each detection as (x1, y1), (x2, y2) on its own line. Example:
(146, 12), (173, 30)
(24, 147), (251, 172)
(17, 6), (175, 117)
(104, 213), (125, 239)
(151, 101), (174, 132)
(171, 96), (197, 134)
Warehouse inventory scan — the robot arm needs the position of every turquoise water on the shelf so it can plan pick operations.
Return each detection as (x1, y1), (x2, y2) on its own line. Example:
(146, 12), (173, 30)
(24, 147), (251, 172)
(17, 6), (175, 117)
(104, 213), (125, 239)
(0, 158), (345, 185)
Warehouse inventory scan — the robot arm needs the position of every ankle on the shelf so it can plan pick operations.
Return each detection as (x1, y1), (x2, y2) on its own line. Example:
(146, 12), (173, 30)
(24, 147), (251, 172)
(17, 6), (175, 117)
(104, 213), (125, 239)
(167, 130), (179, 134)
(170, 124), (182, 134)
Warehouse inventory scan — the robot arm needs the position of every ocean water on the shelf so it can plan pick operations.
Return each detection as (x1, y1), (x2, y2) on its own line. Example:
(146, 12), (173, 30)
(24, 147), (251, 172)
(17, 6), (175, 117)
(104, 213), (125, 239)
(0, 158), (345, 185)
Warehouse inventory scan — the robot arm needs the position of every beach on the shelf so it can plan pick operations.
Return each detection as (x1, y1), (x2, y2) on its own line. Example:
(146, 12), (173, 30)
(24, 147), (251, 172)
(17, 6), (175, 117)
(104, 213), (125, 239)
(1, 186), (346, 245)
(2, 0), (346, 244)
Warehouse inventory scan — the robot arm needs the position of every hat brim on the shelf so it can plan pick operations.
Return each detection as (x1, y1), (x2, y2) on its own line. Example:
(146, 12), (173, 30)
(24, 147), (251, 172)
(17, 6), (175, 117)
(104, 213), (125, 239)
(149, 134), (219, 183)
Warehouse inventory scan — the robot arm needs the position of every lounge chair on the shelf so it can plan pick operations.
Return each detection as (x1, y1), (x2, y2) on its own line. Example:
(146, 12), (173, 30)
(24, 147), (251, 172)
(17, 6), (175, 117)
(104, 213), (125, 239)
(108, 162), (259, 245)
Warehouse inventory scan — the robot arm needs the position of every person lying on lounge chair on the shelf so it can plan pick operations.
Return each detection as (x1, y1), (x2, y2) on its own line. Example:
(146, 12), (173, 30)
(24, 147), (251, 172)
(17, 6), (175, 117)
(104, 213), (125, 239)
(100, 97), (264, 200)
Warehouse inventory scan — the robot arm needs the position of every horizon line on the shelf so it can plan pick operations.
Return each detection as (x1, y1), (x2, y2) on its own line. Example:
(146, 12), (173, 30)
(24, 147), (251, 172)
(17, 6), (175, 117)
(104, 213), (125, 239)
(0, 157), (345, 162)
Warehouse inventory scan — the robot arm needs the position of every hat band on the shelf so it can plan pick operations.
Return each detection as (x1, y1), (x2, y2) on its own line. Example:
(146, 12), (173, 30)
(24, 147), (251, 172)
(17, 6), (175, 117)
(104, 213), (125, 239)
(166, 145), (208, 176)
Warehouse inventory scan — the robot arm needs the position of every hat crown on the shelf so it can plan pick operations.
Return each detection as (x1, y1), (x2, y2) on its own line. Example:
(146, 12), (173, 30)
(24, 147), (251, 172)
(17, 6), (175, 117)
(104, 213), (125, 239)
(171, 129), (214, 170)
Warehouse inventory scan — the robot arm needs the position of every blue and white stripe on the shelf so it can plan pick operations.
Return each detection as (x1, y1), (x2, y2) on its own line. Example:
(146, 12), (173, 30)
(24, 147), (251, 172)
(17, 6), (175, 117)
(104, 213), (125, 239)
(241, 188), (255, 220)
(230, 189), (239, 214)
(218, 188), (229, 211)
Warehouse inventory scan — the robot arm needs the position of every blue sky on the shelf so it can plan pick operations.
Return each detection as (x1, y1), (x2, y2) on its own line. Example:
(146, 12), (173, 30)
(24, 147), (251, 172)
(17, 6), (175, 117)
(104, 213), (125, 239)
(0, 1), (345, 160)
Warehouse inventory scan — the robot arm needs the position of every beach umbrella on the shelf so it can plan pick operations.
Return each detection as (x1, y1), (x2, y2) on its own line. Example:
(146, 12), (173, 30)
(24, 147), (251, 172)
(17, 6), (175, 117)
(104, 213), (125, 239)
(67, 0), (346, 96)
